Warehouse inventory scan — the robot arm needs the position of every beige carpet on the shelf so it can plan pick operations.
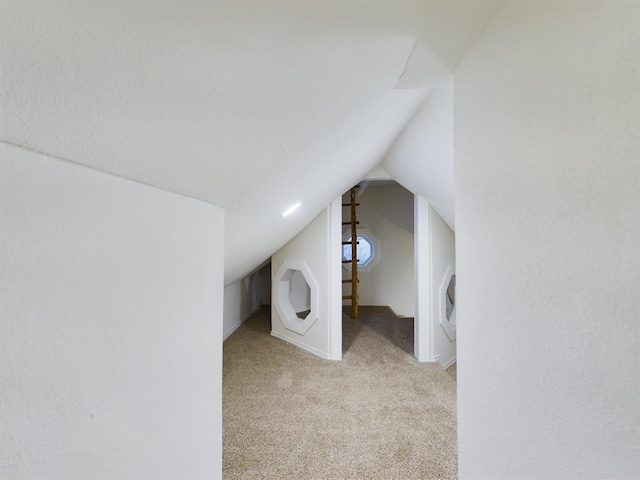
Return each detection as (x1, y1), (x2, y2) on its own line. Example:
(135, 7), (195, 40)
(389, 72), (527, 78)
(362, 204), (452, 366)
(446, 363), (457, 382)
(223, 306), (457, 479)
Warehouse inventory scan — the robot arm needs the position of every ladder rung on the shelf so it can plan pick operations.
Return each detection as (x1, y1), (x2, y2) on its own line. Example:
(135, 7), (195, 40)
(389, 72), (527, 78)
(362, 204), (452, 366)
(341, 221), (359, 225)
(342, 203), (360, 206)
(342, 295), (352, 300)
(342, 279), (359, 283)
(341, 241), (359, 245)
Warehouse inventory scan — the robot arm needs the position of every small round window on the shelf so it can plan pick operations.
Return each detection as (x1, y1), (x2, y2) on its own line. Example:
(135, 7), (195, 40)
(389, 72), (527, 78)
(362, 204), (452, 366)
(342, 229), (379, 272)
(342, 235), (374, 266)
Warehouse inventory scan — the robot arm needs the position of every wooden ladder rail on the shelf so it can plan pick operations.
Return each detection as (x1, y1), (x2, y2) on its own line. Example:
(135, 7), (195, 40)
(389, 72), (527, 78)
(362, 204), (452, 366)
(341, 185), (359, 319)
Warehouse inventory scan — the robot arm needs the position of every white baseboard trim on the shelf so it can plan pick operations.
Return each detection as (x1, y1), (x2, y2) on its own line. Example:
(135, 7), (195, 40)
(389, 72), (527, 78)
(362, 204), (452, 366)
(223, 302), (262, 341)
(270, 331), (331, 360)
(441, 355), (457, 369)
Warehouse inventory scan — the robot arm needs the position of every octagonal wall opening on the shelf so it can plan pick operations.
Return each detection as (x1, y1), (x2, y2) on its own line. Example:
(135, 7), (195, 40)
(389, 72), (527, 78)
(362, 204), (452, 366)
(446, 274), (456, 321)
(439, 265), (456, 342)
(289, 269), (311, 319)
(273, 260), (319, 335)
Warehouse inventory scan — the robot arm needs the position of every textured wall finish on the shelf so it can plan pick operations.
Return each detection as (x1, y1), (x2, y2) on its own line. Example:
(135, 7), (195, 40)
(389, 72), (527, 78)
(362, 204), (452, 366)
(223, 89), (426, 285)
(0, 1), (415, 208)
(0, 143), (224, 479)
(455, 1), (639, 478)
(382, 87), (455, 230)
(271, 207), (337, 359)
(413, 197), (457, 365)
(346, 183), (415, 318)
(0, 1), (503, 286)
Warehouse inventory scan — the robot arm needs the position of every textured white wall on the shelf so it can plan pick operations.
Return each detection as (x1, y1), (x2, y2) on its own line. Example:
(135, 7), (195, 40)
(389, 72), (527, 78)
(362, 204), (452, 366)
(0, 143), (224, 479)
(224, 89), (426, 286)
(344, 183), (415, 317)
(413, 197), (457, 365)
(1, 1), (505, 290)
(272, 207), (338, 359)
(223, 271), (262, 340)
(382, 87), (455, 230)
(414, 196), (430, 362)
(455, 1), (639, 478)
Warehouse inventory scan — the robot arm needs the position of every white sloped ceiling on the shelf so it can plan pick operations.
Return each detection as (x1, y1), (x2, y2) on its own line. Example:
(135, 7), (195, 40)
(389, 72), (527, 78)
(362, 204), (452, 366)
(0, 0), (504, 285)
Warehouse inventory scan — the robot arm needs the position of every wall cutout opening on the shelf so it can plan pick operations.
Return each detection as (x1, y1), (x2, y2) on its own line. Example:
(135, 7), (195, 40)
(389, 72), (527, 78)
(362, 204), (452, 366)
(446, 274), (456, 321)
(439, 266), (456, 341)
(289, 270), (311, 319)
(274, 260), (319, 335)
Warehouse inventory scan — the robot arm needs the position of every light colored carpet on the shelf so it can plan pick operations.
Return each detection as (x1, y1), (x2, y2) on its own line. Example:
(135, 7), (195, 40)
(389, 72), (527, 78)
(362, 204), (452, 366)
(223, 306), (457, 479)
(446, 363), (457, 382)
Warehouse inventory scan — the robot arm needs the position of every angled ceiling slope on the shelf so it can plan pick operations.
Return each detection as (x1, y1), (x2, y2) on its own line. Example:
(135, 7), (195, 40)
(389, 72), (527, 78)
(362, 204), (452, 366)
(0, 0), (505, 285)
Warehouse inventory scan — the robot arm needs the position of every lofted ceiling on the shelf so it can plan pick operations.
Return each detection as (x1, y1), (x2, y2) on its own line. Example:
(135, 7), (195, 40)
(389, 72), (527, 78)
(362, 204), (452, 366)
(0, 0), (505, 285)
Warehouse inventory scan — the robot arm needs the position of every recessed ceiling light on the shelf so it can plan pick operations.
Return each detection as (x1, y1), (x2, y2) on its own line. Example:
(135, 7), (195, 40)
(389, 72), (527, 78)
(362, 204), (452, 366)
(281, 202), (301, 217)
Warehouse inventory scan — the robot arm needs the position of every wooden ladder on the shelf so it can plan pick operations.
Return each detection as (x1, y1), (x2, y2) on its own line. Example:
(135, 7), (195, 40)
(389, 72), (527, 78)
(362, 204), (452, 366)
(342, 185), (359, 319)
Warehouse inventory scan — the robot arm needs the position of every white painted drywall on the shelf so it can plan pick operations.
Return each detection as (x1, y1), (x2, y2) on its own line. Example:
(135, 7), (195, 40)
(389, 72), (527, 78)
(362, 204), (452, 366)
(328, 197), (344, 361)
(414, 195), (432, 362)
(343, 183), (414, 317)
(382, 87), (455, 230)
(223, 88), (427, 286)
(429, 205), (456, 368)
(455, 1), (639, 478)
(413, 197), (457, 366)
(272, 206), (338, 359)
(1, 2), (505, 288)
(0, 1), (500, 209)
(0, 143), (224, 479)
(223, 271), (262, 340)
